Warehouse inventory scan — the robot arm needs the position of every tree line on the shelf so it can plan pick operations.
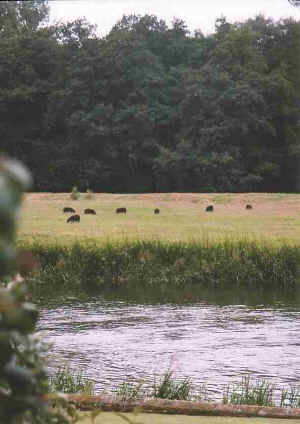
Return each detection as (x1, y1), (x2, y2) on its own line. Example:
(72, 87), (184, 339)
(1, 1), (300, 193)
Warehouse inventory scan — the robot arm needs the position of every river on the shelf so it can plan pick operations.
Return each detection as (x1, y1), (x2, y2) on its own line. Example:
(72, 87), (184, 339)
(37, 287), (300, 399)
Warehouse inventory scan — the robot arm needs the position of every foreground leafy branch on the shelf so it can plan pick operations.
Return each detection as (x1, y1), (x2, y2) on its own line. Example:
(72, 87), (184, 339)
(0, 159), (77, 423)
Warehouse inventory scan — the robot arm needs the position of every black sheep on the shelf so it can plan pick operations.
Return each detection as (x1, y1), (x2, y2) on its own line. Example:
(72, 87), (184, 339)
(116, 207), (127, 214)
(84, 208), (96, 215)
(154, 208), (160, 214)
(63, 207), (76, 213)
(67, 214), (80, 223)
(206, 205), (214, 212)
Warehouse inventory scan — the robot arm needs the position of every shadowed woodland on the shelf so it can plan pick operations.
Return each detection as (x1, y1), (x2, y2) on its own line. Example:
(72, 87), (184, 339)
(1, 1), (300, 193)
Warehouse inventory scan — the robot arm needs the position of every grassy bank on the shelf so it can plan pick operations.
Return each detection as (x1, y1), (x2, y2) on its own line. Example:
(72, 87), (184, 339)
(77, 413), (300, 424)
(19, 239), (300, 297)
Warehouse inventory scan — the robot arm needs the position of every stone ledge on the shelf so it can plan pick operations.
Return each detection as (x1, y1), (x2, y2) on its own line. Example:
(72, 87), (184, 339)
(45, 394), (300, 419)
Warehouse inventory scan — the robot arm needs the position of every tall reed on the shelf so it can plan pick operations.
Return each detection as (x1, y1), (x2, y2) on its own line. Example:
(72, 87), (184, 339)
(49, 368), (300, 408)
(49, 367), (94, 395)
(19, 238), (300, 297)
(223, 376), (274, 406)
(153, 370), (193, 400)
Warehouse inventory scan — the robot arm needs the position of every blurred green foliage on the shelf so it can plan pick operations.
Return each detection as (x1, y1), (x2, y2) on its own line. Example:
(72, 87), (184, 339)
(0, 158), (76, 423)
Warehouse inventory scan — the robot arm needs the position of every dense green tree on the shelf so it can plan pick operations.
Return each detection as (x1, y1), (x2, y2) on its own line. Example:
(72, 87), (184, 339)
(1, 10), (300, 193)
(0, 1), (49, 34)
(244, 16), (300, 190)
(0, 0), (59, 191)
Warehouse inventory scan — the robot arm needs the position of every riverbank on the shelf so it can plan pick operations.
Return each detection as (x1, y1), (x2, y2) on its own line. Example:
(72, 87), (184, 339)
(19, 239), (300, 298)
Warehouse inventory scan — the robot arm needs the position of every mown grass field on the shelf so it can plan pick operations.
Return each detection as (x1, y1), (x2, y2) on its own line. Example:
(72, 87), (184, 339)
(18, 192), (300, 245)
(77, 412), (300, 424)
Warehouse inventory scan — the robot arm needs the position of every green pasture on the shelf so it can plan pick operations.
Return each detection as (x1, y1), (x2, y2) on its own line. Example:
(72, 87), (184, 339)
(18, 193), (300, 245)
(77, 412), (300, 424)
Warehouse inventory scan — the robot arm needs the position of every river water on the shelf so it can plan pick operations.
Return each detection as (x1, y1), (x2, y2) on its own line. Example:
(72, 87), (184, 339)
(37, 288), (300, 399)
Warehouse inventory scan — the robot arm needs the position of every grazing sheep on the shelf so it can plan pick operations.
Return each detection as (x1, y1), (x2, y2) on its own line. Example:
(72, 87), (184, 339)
(154, 208), (160, 214)
(246, 204), (253, 210)
(116, 207), (127, 214)
(206, 205), (214, 212)
(63, 207), (76, 213)
(84, 208), (96, 215)
(67, 214), (80, 223)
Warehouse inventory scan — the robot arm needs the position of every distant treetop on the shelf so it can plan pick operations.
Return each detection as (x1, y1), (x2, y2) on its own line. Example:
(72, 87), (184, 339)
(289, 0), (300, 6)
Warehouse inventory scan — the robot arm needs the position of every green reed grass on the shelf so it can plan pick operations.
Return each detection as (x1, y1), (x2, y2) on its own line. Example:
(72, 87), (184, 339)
(49, 368), (300, 408)
(18, 238), (300, 298)
(222, 376), (300, 408)
(223, 376), (274, 406)
(115, 371), (193, 401)
(280, 386), (300, 408)
(49, 367), (94, 395)
(50, 368), (192, 401)
(153, 371), (193, 401)
(116, 381), (146, 401)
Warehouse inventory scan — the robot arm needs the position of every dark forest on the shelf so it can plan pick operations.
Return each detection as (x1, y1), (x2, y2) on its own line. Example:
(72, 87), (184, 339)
(1, 1), (300, 193)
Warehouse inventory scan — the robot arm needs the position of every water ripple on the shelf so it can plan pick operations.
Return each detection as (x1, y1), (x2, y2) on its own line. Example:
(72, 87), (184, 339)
(38, 298), (300, 396)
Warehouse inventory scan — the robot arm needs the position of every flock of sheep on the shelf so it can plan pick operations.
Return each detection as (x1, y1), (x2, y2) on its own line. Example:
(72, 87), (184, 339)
(63, 207), (95, 222)
(63, 206), (160, 223)
(63, 203), (253, 223)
